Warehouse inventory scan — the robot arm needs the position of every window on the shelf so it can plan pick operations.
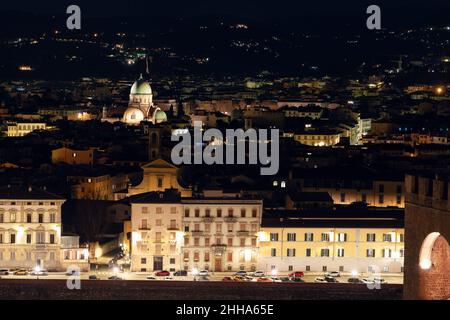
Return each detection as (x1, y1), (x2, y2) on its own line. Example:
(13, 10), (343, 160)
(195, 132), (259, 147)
(170, 258), (176, 264)
(205, 238), (210, 246)
(252, 209), (257, 218)
(195, 209), (200, 217)
(383, 234), (392, 242)
(367, 233), (376, 242)
(378, 194), (384, 204)
(155, 219), (162, 226)
(183, 252), (189, 262)
(399, 234), (404, 242)
(361, 193), (367, 203)
(271, 248), (277, 257)
(227, 252), (233, 262)
(184, 209), (190, 217)
(400, 249), (405, 258)
(194, 238), (200, 246)
(156, 207), (162, 214)
(288, 265), (293, 271)
(194, 252), (199, 262)
(383, 266), (389, 272)
(321, 233), (330, 242)
(227, 238), (233, 246)
(37, 232), (45, 244)
(38, 214), (43, 223)
(322, 266), (327, 272)
(287, 248), (296, 257)
(10, 212), (16, 223)
(306, 248), (311, 257)
(10, 234), (16, 244)
(382, 249), (392, 258)
(251, 238), (256, 246)
(0, 214), (3, 223)
(337, 233), (347, 242)
(205, 209), (211, 217)
(340, 193), (346, 202)
(50, 214), (56, 223)
(240, 209), (246, 218)
(227, 224), (233, 232)
(141, 258), (147, 264)
(184, 225), (189, 232)
(240, 238), (245, 246)
(366, 249), (375, 257)
(337, 248), (344, 257)
(287, 233), (296, 242)
(304, 233), (314, 241)
(306, 266), (311, 271)
(141, 207), (148, 214)
(50, 234), (55, 244)
(0, 234), (3, 243)
(270, 233), (279, 241)
(320, 249), (330, 257)
(204, 252), (210, 262)
(157, 177), (163, 188)
(27, 213), (32, 223)
(227, 209), (233, 217)
(217, 209), (222, 217)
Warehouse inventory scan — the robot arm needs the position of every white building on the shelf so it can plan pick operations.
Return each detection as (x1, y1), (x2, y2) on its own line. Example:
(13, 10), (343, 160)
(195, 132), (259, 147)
(129, 190), (263, 273)
(0, 186), (65, 270)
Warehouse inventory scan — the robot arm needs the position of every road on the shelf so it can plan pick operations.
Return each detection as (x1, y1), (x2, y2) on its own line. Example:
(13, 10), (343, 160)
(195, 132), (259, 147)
(0, 271), (404, 284)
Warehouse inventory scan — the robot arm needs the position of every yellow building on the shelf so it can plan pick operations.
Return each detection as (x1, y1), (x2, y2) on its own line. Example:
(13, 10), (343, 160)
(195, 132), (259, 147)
(128, 159), (192, 197)
(6, 122), (48, 137)
(259, 208), (404, 274)
(52, 147), (94, 165)
(293, 132), (340, 146)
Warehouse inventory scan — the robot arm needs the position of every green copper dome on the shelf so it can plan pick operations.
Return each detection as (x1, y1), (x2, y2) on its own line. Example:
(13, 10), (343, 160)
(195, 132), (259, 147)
(130, 75), (152, 95)
(154, 110), (167, 123)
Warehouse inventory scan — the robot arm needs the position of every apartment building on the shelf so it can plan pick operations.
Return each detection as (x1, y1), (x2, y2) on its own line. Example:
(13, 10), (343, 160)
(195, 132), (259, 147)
(0, 186), (65, 270)
(259, 208), (404, 274)
(129, 190), (263, 272)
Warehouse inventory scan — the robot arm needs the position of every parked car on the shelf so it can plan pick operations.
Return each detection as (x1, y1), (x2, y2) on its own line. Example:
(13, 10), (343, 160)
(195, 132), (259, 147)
(325, 276), (339, 283)
(280, 277), (293, 283)
(0, 269), (9, 275)
(198, 270), (209, 276)
(291, 277), (305, 283)
(173, 270), (188, 276)
(288, 271), (304, 278)
(88, 275), (99, 280)
(66, 270), (78, 276)
(30, 269), (48, 276)
(251, 271), (265, 277)
(347, 278), (364, 284)
(271, 277), (282, 282)
(314, 277), (328, 283)
(13, 269), (28, 276)
(155, 270), (170, 277)
(325, 271), (341, 278)
(146, 276), (156, 280)
(234, 271), (247, 277)
(257, 277), (273, 282)
(198, 276), (210, 281)
(361, 278), (375, 284)
(222, 277), (233, 282)
(108, 275), (122, 280)
(232, 276), (247, 282)
(164, 276), (174, 281)
(374, 277), (386, 284)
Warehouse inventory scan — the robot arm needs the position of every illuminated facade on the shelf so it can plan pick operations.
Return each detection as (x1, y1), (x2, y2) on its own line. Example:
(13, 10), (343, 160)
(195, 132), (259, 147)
(129, 190), (263, 272)
(6, 122), (47, 137)
(259, 210), (404, 274)
(0, 186), (64, 270)
(52, 147), (94, 165)
(293, 132), (340, 146)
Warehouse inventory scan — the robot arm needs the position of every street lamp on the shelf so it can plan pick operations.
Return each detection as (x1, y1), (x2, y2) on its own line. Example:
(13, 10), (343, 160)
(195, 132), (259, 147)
(271, 269), (278, 277)
(351, 270), (358, 277)
(192, 267), (198, 281)
(34, 265), (41, 280)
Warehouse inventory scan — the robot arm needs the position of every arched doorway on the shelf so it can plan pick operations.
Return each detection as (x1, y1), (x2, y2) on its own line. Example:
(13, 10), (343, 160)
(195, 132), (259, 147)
(418, 232), (450, 299)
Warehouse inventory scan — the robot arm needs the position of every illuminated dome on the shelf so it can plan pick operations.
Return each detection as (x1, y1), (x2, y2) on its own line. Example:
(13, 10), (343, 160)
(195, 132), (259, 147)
(123, 107), (145, 124)
(154, 109), (167, 123)
(130, 76), (152, 95)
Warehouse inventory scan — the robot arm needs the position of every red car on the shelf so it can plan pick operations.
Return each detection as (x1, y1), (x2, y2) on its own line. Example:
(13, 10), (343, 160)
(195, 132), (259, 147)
(288, 271), (304, 278)
(222, 277), (233, 282)
(155, 270), (170, 277)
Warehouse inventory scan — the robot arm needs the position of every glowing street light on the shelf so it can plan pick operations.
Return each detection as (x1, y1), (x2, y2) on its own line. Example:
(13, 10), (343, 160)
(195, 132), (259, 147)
(271, 269), (278, 277)
(192, 267), (199, 281)
(351, 270), (358, 277)
(34, 265), (41, 279)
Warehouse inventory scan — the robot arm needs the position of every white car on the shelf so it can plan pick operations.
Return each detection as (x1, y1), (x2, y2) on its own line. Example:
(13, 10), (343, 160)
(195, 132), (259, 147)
(251, 271), (265, 277)
(314, 277), (328, 283)
(325, 271), (340, 277)
(164, 276), (174, 280)
(271, 277), (282, 282)
(361, 278), (375, 284)
(198, 270), (209, 276)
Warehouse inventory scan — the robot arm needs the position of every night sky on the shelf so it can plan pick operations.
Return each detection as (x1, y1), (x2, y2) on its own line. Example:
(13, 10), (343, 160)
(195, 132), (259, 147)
(1, 0), (449, 20)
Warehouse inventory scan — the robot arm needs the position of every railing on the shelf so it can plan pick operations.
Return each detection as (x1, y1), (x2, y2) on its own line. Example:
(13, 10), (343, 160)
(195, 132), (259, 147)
(237, 230), (249, 236)
(167, 225), (180, 230)
(139, 226), (151, 230)
(191, 230), (204, 236)
(224, 217), (237, 222)
(201, 216), (214, 222)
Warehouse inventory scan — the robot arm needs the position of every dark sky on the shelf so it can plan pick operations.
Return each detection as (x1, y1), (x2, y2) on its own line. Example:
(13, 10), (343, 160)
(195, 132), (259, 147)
(2, 0), (450, 19)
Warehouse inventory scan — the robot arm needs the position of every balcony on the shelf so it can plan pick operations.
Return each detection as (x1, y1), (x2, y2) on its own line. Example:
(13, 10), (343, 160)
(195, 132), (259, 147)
(201, 216), (214, 223)
(211, 244), (227, 254)
(167, 225), (180, 231)
(138, 226), (151, 230)
(34, 243), (47, 250)
(237, 230), (249, 236)
(224, 217), (237, 222)
(191, 230), (204, 236)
